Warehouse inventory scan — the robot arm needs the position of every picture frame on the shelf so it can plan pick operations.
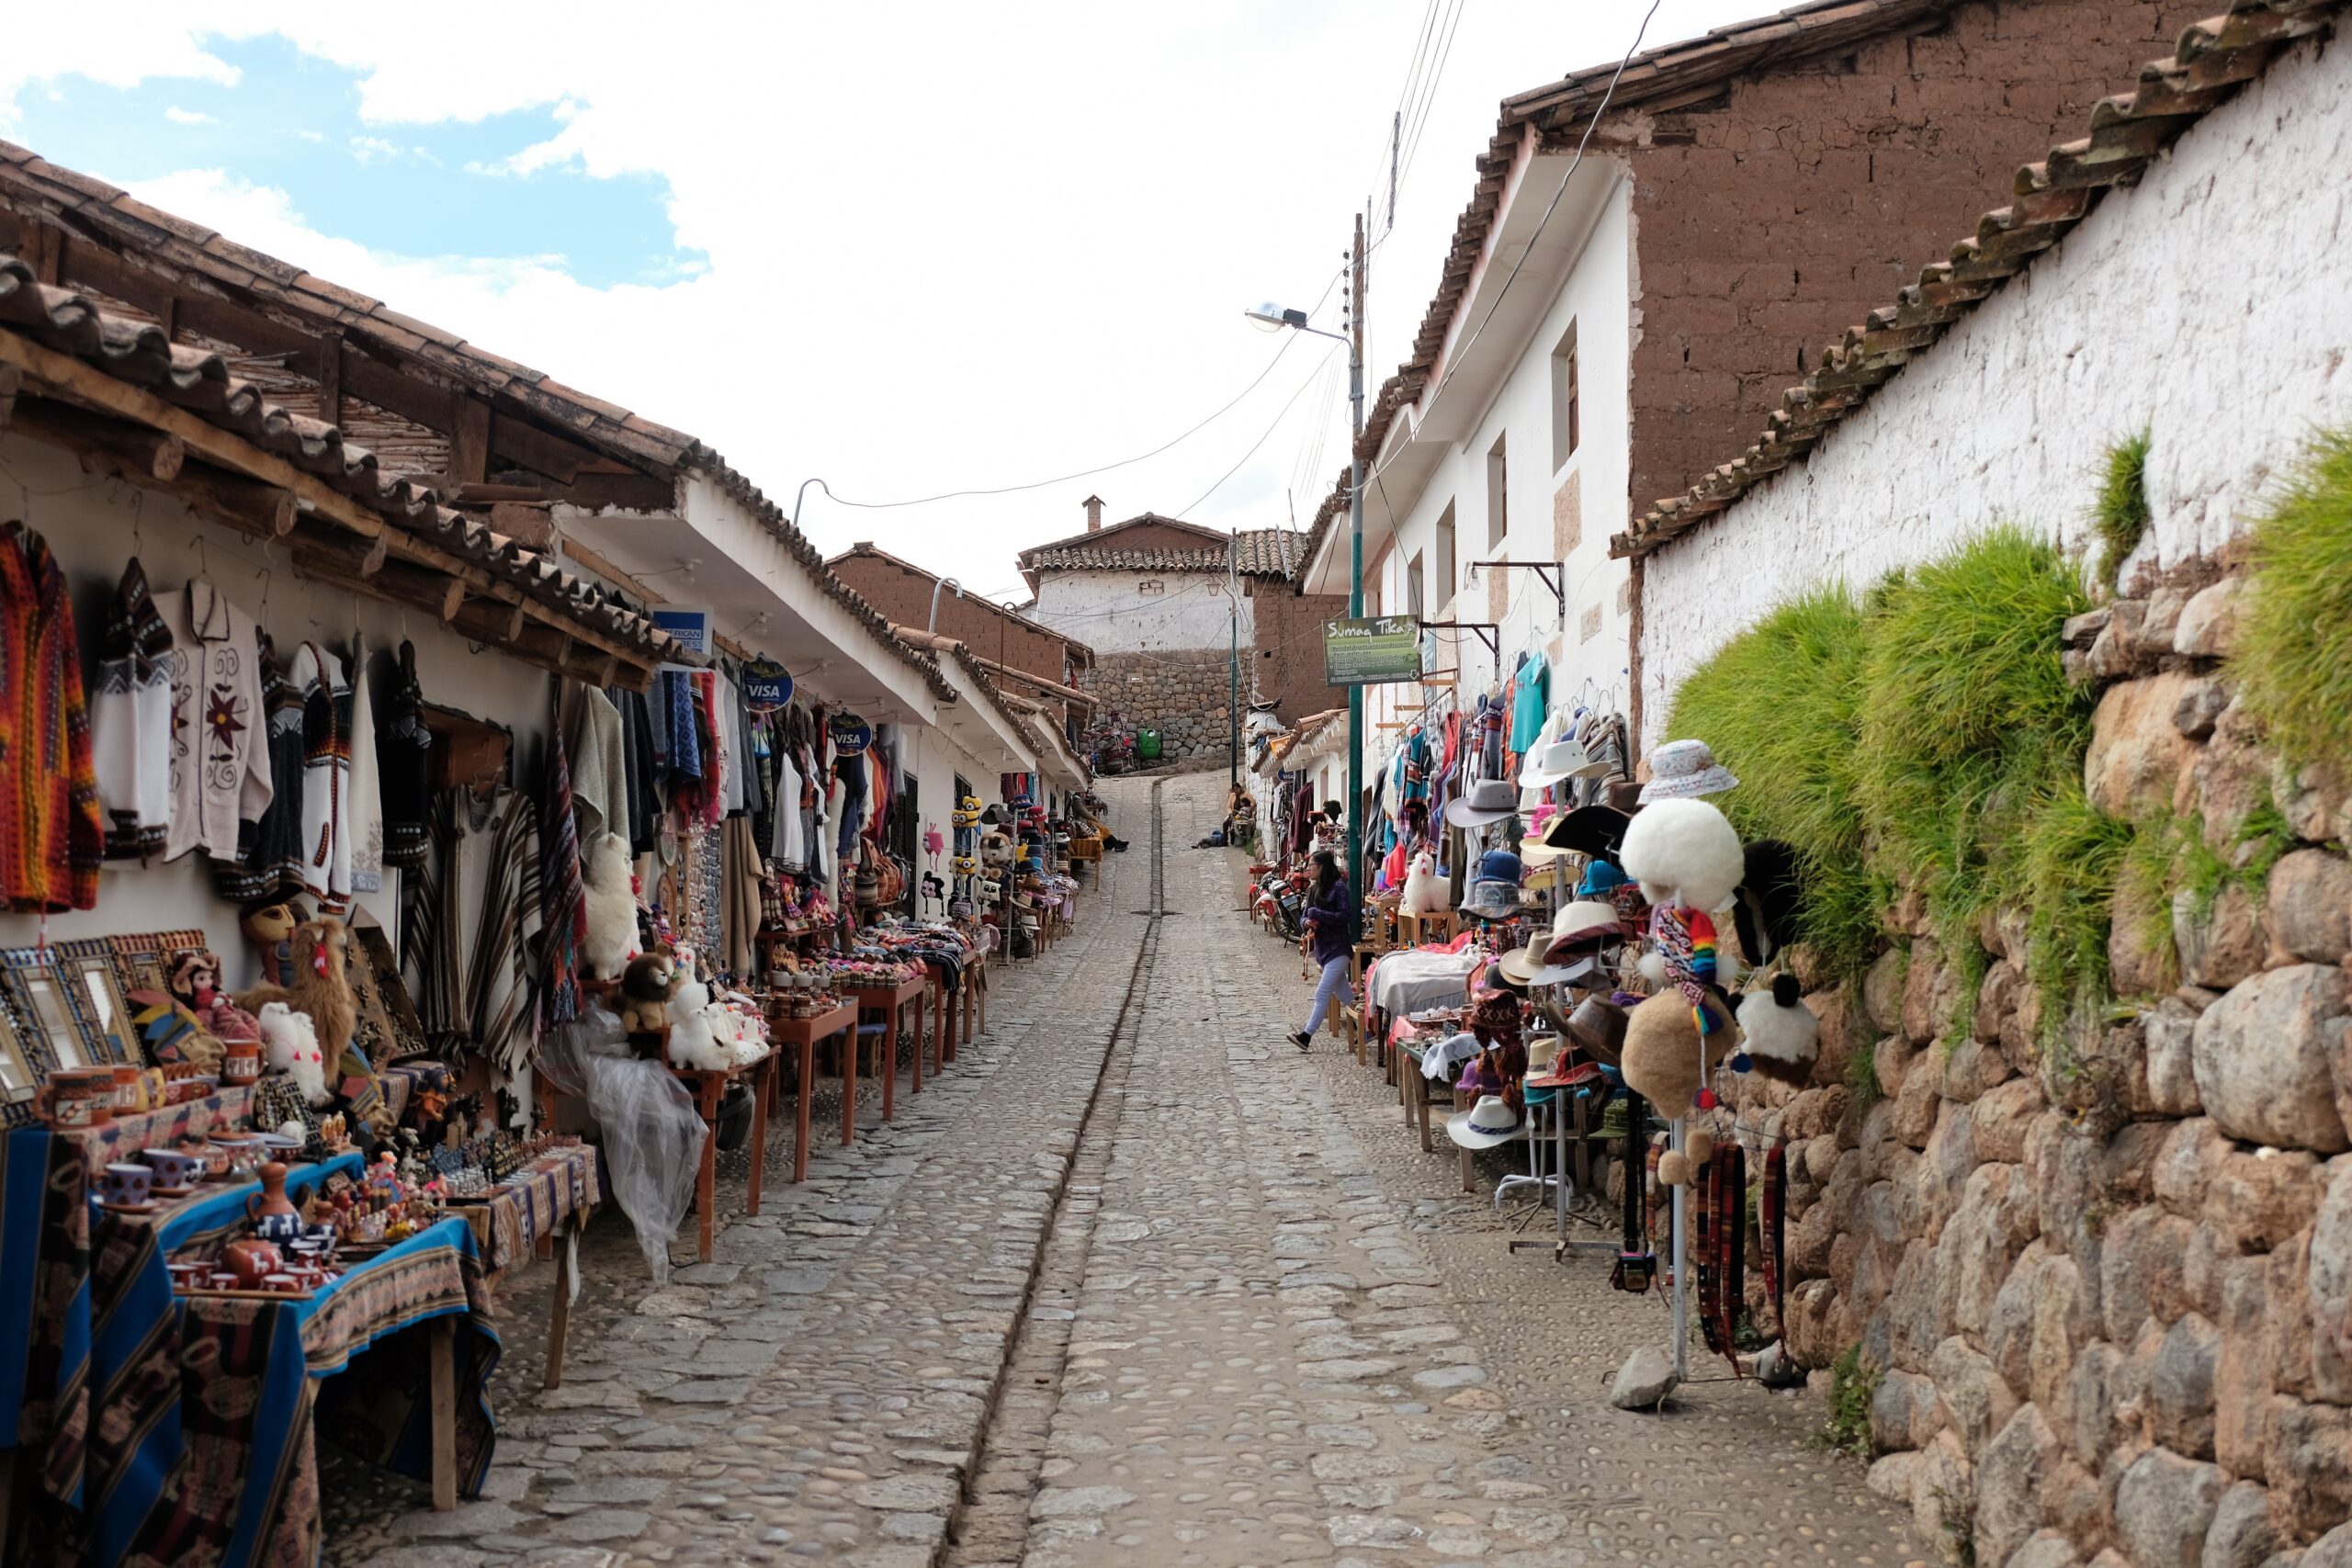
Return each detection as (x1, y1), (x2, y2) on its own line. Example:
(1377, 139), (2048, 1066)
(108, 929), (209, 1003)
(55, 938), (138, 1066)
(0, 947), (95, 1077)
(0, 997), (38, 1124)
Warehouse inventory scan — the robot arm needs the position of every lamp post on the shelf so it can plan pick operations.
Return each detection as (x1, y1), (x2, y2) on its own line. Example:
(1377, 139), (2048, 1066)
(1246, 215), (1366, 892)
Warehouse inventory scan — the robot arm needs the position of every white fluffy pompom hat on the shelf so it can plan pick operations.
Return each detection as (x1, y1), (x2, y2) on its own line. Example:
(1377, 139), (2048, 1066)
(1617, 795), (1745, 913)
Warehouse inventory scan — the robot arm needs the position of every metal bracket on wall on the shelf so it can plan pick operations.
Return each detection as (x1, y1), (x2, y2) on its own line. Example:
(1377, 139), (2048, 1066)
(1418, 619), (1499, 682)
(1469, 561), (1566, 626)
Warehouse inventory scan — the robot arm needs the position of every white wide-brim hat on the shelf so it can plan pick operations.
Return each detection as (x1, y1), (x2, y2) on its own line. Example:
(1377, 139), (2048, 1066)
(1639, 739), (1740, 802)
(1446, 1093), (1523, 1149)
(1518, 737), (1591, 791)
(1444, 777), (1520, 828)
(1498, 933), (1578, 987)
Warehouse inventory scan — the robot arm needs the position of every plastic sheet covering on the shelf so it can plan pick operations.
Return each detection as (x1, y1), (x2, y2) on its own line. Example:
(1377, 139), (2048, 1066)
(537, 1004), (707, 1286)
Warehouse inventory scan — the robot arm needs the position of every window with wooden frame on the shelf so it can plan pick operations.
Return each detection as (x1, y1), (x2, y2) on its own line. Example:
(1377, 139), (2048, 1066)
(1551, 321), (1580, 471)
(1486, 433), (1509, 548)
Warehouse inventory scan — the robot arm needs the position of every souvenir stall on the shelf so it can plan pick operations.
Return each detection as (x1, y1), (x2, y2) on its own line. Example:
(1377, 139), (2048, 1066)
(0, 267), (699, 1563)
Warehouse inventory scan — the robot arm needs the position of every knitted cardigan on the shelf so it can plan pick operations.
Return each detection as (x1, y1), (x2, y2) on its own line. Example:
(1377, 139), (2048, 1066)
(0, 524), (105, 910)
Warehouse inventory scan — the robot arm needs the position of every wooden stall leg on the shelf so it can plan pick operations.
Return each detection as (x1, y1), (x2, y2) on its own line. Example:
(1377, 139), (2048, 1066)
(911, 983), (928, 1096)
(543, 1220), (577, 1392)
(746, 1057), (772, 1216)
(842, 1017), (860, 1146)
(430, 1317), (458, 1510)
(794, 1032), (817, 1182)
(881, 1001), (898, 1123)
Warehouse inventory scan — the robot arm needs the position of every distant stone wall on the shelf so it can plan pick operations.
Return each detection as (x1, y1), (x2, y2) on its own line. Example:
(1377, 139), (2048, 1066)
(1080, 649), (1236, 761)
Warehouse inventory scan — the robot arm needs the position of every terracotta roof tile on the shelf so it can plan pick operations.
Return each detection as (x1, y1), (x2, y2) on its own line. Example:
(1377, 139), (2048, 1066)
(1615, 0), (2342, 559)
(0, 251), (690, 670)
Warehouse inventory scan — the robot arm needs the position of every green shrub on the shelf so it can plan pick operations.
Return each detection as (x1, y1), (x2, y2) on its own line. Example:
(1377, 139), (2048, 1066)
(1856, 529), (2096, 951)
(1665, 588), (1876, 976)
(2019, 776), (2135, 1046)
(2237, 428), (2352, 774)
(1818, 1344), (1880, 1457)
(2092, 431), (2152, 572)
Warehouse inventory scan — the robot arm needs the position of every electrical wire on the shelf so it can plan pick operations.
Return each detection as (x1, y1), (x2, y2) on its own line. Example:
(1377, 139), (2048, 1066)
(1175, 342), (1342, 519)
(1397, 0), (1466, 191)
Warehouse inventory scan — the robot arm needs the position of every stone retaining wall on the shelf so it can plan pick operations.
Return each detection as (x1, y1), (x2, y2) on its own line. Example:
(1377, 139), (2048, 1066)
(1734, 559), (2352, 1567)
(1080, 649), (1237, 761)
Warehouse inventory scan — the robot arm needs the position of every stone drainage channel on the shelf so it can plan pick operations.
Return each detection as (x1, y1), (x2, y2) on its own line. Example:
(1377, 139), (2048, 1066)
(940, 777), (1163, 1568)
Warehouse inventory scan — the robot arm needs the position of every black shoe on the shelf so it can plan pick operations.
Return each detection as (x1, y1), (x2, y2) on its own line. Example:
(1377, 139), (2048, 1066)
(1289, 1031), (1313, 1052)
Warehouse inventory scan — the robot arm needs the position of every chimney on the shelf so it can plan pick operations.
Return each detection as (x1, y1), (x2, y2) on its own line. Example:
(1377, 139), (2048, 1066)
(1082, 495), (1103, 533)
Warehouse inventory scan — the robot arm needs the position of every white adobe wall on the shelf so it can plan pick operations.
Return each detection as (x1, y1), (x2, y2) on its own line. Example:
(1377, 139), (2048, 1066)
(1363, 175), (1636, 766)
(1028, 568), (1250, 653)
(1640, 32), (2352, 725)
(0, 432), (553, 990)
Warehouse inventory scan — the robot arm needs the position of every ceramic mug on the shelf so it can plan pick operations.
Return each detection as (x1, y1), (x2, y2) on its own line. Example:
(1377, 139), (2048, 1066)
(221, 1040), (261, 1086)
(38, 1067), (118, 1129)
(100, 1162), (153, 1208)
(112, 1064), (145, 1112)
(138, 1147), (203, 1191)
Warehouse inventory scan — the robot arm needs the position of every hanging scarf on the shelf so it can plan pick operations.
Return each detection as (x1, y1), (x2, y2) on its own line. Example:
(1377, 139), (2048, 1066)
(537, 687), (588, 1027)
(1760, 1141), (1787, 1340)
(1696, 1145), (1747, 1372)
(1650, 903), (1725, 1040)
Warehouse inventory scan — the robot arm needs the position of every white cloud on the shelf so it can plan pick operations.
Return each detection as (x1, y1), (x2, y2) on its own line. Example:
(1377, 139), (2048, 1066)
(348, 133), (400, 164)
(164, 106), (213, 125)
(6, 0), (1774, 592)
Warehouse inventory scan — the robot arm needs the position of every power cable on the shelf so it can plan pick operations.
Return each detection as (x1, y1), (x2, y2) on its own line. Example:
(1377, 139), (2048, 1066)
(1175, 342), (1342, 519)
(1397, 0), (1466, 189)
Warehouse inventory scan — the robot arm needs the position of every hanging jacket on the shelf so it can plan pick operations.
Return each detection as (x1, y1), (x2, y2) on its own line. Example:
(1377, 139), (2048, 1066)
(92, 557), (174, 862)
(0, 523), (105, 909)
(157, 578), (274, 865)
(379, 640), (433, 870)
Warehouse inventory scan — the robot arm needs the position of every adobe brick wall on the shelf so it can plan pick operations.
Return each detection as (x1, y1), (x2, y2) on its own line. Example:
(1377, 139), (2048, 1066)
(1623, 0), (2211, 525)
(830, 547), (1085, 726)
(1248, 581), (1351, 725)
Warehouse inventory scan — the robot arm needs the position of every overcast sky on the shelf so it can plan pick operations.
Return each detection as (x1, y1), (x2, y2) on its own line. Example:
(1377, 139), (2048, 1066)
(6, 0), (1775, 603)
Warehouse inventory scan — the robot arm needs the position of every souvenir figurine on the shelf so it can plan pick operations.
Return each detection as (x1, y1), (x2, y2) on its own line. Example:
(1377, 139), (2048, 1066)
(256, 1001), (331, 1106)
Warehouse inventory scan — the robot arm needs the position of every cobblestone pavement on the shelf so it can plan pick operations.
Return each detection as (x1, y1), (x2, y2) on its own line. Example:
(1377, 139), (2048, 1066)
(332, 770), (1920, 1568)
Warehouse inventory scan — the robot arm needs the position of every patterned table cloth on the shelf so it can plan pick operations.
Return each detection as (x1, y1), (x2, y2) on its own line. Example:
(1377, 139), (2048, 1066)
(1, 1129), (494, 1568)
(55, 1085), (257, 1181)
(454, 1142), (602, 1273)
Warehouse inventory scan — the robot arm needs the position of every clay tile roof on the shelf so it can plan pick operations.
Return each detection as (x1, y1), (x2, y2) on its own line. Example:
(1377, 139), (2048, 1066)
(1305, 0), (1969, 538)
(1612, 0), (2344, 559)
(1018, 513), (1302, 581)
(0, 251), (692, 670)
(1230, 527), (1312, 579)
(1026, 544), (1232, 574)
(826, 540), (1096, 664)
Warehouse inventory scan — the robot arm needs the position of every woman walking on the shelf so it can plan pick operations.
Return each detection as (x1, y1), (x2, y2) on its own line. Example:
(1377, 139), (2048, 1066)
(1289, 849), (1355, 1051)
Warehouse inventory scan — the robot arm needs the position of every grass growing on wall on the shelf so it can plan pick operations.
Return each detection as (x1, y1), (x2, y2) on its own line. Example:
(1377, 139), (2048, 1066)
(2091, 432), (2152, 572)
(1664, 588), (1877, 976)
(2237, 428), (2352, 775)
(1671, 528), (2108, 1055)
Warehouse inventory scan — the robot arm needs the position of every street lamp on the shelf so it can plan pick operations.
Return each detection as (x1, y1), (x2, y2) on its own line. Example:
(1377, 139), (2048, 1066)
(1242, 228), (1365, 904)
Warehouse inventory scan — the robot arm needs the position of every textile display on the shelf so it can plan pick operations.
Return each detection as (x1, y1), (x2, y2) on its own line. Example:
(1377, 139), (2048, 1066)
(1365, 944), (1484, 1015)
(458, 1142), (602, 1272)
(346, 634), (382, 895)
(379, 641), (432, 872)
(2, 521), (107, 909)
(214, 634), (305, 905)
(93, 557), (175, 863)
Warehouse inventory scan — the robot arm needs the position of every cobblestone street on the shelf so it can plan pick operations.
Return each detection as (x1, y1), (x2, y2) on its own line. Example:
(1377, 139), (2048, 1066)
(335, 771), (1916, 1568)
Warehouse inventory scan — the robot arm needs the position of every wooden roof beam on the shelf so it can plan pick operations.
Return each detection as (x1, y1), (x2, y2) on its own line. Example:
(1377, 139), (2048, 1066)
(10, 394), (184, 482)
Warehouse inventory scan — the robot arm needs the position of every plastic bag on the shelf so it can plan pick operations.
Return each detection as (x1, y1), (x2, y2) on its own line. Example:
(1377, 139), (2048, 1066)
(538, 1005), (707, 1286)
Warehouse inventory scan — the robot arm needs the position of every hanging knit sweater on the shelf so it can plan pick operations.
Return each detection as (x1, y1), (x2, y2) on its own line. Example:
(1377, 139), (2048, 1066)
(379, 640), (432, 870)
(0, 523), (105, 910)
(92, 557), (174, 861)
(214, 632), (307, 905)
(291, 642), (352, 907)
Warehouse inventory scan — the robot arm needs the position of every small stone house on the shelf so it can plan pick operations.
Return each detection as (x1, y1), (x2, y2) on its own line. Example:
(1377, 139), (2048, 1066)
(1017, 498), (1344, 758)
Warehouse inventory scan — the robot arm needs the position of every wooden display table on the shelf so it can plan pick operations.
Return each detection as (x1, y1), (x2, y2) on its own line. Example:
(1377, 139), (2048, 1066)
(1396, 909), (1462, 947)
(673, 1055), (777, 1261)
(447, 1141), (602, 1390)
(764, 999), (857, 1182)
(845, 973), (930, 1141)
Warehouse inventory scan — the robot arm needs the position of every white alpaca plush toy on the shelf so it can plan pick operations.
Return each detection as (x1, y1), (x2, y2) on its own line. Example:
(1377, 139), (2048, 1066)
(582, 832), (639, 980)
(1737, 974), (1822, 1084)
(1618, 798), (1745, 913)
(1400, 850), (1448, 916)
(257, 1001), (330, 1107)
(662, 950), (731, 1069)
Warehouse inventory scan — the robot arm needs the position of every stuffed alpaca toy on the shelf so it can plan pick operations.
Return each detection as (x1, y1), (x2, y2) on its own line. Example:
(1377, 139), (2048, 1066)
(238, 917), (356, 1069)
(617, 951), (678, 1034)
(582, 832), (639, 980)
(663, 953), (727, 1068)
(1737, 973), (1822, 1084)
(256, 1002), (331, 1107)
(1400, 851), (1448, 917)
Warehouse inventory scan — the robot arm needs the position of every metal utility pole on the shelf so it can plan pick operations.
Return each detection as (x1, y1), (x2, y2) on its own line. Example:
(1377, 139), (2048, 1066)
(1345, 211), (1367, 902)
(1227, 539), (1240, 789)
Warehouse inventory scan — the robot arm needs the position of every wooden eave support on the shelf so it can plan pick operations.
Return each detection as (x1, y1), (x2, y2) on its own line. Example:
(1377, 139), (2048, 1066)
(0, 325), (661, 692)
(9, 395), (184, 481)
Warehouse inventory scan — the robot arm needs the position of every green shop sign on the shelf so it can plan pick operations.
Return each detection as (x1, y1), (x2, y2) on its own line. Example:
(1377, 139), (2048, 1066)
(1323, 615), (1424, 686)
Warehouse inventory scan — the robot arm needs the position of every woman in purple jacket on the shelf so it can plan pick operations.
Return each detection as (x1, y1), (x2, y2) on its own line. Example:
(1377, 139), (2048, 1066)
(1289, 850), (1356, 1052)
